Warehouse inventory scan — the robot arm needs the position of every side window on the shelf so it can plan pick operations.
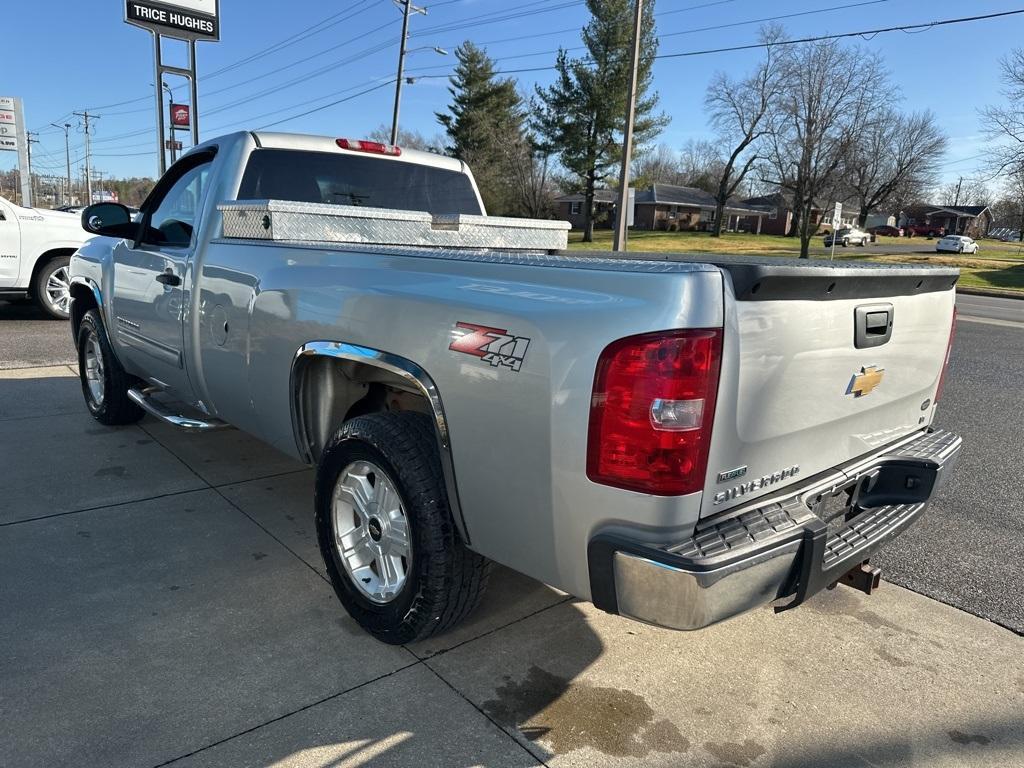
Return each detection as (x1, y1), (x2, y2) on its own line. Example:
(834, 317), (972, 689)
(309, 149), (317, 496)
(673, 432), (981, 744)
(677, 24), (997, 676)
(143, 161), (212, 247)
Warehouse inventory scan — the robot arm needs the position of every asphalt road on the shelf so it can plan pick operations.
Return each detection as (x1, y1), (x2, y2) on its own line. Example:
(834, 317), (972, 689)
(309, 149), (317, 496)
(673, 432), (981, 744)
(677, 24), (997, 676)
(1, 292), (1021, 632)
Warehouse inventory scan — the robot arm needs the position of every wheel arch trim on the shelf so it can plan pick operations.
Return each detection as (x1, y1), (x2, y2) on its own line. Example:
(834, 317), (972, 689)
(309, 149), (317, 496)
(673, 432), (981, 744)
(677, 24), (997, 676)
(290, 341), (471, 544)
(69, 275), (104, 337)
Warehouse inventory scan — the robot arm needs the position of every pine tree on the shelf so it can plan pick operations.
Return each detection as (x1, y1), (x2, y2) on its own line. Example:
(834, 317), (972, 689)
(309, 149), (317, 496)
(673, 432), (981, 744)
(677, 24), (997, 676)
(534, 0), (664, 242)
(437, 42), (526, 215)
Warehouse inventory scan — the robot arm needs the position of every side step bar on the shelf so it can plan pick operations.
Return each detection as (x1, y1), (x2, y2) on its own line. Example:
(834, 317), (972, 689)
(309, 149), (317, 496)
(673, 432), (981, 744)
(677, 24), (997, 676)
(128, 388), (230, 431)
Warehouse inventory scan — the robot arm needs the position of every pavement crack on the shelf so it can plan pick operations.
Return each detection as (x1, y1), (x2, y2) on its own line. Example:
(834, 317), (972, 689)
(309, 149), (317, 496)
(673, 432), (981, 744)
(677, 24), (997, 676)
(422, 660), (551, 768)
(149, 659), (425, 768)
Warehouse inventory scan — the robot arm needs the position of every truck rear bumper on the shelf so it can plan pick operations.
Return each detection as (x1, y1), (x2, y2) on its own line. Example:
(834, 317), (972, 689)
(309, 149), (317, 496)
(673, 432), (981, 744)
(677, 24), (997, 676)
(588, 428), (962, 631)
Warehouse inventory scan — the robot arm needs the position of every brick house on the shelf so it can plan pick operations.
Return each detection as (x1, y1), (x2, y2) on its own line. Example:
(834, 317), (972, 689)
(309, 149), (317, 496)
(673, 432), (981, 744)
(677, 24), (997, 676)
(898, 205), (993, 238)
(741, 193), (826, 236)
(556, 185), (767, 232)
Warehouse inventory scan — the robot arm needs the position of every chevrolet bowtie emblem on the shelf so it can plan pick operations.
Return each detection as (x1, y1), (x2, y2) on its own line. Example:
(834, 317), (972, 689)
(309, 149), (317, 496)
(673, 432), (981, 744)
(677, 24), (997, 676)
(847, 365), (885, 397)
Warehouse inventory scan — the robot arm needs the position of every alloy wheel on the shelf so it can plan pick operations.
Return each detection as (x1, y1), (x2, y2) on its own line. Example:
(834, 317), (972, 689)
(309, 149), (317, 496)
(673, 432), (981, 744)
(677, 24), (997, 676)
(332, 460), (412, 604)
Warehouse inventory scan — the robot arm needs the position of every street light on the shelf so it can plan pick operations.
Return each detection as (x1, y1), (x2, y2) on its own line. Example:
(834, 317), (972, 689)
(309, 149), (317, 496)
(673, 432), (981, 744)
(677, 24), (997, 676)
(161, 81), (178, 163)
(51, 122), (72, 206)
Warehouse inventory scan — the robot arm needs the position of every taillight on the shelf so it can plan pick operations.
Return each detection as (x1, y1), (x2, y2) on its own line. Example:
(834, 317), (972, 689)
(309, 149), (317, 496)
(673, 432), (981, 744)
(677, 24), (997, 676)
(587, 329), (723, 496)
(336, 138), (402, 156)
(935, 307), (957, 402)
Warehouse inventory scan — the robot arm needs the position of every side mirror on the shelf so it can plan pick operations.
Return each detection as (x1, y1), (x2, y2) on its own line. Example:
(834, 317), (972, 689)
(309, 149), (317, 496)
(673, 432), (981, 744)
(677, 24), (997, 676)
(82, 203), (138, 239)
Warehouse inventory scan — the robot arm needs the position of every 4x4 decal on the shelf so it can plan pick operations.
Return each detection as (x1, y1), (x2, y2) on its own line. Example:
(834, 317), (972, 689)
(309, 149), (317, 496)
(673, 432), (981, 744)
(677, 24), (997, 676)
(449, 322), (531, 373)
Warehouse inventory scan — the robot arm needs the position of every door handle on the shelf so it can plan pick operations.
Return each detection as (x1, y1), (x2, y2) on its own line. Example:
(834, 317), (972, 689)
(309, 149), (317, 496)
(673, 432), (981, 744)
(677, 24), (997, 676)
(156, 271), (181, 287)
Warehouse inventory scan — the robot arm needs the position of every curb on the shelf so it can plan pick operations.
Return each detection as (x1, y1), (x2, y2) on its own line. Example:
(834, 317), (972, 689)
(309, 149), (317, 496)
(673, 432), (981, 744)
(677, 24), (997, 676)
(956, 285), (1024, 300)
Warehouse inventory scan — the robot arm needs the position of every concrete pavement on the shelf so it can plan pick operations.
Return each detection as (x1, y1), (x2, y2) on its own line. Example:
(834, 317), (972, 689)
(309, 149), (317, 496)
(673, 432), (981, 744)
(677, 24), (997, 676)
(1, 366), (1022, 767)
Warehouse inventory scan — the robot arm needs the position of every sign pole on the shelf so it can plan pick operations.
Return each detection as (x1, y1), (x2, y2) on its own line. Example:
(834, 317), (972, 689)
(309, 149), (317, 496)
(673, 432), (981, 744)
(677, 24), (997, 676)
(153, 31), (167, 176)
(830, 201), (842, 261)
(189, 39), (199, 147)
(14, 98), (31, 207)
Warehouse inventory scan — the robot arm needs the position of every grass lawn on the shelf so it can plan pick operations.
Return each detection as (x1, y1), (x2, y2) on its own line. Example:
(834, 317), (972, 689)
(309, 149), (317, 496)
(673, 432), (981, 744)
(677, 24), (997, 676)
(566, 230), (1023, 294)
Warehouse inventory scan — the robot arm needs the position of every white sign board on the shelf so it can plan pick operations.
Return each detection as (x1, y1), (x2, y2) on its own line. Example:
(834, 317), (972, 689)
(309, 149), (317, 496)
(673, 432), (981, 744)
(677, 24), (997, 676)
(125, 0), (219, 40)
(0, 97), (19, 153)
(833, 201), (843, 225)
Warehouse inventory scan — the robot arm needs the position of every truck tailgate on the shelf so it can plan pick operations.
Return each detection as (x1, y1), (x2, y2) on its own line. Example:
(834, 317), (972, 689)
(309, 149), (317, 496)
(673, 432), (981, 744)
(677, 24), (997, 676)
(696, 257), (959, 517)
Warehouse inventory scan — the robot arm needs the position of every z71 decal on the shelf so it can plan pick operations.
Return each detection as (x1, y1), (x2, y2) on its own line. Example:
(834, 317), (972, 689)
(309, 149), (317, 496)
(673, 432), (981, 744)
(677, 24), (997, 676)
(449, 322), (531, 373)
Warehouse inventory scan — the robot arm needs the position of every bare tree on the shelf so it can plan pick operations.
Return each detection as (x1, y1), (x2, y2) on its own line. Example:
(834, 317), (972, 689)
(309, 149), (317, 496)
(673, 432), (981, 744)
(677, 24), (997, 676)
(368, 124), (444, 153)
(705, 26), (784, 236)
(632, 144), (686, 187)
(935, 178), (992, 207)
(765, 40), (885, 257)
(846, 109), (946, 226)
(502, 136), (558, 218)
(677, 139), (724, 193)
(981, 49), (1024, 177)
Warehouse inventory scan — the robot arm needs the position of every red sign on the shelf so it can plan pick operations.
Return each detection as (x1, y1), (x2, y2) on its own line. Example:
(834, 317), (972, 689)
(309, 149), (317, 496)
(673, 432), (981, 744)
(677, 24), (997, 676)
(170, 104), (191, 128)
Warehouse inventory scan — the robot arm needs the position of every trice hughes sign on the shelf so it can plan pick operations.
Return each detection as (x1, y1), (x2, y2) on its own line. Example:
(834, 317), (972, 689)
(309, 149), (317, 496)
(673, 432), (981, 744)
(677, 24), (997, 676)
(125, 0), (219, 41)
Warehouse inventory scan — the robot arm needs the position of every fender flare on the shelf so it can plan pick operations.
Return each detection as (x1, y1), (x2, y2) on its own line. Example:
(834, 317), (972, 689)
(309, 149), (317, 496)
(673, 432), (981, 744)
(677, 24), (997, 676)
(68, 275), (105, 337)
(290, 341), (470, 544)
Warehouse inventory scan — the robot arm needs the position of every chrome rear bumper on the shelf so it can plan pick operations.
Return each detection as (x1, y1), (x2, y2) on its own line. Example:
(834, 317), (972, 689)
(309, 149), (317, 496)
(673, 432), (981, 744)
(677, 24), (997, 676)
(588, 428), (962, 631)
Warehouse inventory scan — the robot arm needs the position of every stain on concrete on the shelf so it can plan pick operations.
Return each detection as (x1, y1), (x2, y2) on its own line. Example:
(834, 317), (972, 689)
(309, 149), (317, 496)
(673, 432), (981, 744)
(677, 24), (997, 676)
(76, 531), (91, 538)
(483, 665), (690, 758)
(949, 730), (991, 746)
(875, 647), (912, 668)
(703, 738), (767, 766)
(1016, 675), (1024, 694)
(94, 465), (126, 478)
(168, 585), (180, 591)
(285, 514), (295, 521)
(136, 439), (152, 445)
(808, 589), (917, 635)
(251, 552), (268, 561)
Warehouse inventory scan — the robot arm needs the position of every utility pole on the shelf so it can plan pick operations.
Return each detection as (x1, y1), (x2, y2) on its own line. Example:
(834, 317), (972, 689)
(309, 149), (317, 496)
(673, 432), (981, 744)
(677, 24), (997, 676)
(162, 82), (178, 164)
(51, 122), (72, 206)
(613, 0), (644, 252)
(74, 111), (96, 205)
(390, 0), (427, 145)
(26, 132), (40, 204)
(953, 176), (963, 207)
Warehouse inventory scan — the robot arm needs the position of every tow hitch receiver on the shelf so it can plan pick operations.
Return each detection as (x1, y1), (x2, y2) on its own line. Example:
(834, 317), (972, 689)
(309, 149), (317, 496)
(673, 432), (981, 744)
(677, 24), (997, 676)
(837, 561), (882, 595)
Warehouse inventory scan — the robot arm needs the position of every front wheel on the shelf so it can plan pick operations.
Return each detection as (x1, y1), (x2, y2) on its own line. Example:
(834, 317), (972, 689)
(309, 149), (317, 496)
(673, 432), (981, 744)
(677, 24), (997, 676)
(315, 411), (490, 644)
(77, 309), (145, 425)
(35, 255), (72, 320)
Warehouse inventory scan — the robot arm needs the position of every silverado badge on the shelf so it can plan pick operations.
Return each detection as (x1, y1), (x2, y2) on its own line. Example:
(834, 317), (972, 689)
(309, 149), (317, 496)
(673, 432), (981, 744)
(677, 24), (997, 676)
(847, 365), (885, 398)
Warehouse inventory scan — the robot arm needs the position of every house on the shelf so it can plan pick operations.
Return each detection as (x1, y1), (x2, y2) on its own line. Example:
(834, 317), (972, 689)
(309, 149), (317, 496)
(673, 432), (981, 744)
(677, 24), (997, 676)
(555, 184), (768, 233)
(741, 193), (825, 236)
(554, 189), (616, 230)
(898, 205), (993, 238)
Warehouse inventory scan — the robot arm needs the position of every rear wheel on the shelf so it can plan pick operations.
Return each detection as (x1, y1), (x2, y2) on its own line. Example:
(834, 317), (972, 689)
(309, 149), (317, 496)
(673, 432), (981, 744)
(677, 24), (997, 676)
(315, 411), (490, 644)
(77, 309), (145, 425)
(34, 255), (72, 320)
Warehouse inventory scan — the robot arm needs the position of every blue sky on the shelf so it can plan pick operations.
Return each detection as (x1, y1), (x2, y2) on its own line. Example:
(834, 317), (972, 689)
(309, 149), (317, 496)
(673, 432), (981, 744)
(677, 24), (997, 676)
(3, 0), (1021, 189)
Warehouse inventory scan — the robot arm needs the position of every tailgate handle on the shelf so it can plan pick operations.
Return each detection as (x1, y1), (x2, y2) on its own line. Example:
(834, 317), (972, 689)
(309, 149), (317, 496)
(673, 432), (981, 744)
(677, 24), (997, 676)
(854, 304), (894, 348)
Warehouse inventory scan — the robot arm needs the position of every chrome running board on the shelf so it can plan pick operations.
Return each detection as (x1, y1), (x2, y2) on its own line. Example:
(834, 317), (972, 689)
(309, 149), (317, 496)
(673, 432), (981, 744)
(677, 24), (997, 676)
(128, 388), (230, 431)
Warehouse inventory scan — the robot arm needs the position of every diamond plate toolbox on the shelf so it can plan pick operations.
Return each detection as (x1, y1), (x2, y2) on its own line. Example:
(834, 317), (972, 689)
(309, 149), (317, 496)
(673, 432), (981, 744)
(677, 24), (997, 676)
(218, 199), (571, 251)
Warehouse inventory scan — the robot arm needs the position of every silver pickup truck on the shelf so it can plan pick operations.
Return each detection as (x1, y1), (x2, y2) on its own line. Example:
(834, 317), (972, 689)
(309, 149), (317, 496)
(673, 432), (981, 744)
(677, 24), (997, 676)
(69, 131), (962, 644)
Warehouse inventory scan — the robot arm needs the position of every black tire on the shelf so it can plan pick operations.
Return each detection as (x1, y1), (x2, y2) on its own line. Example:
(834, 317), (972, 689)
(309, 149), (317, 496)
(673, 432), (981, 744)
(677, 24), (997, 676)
(34, 255), (72, 320)
(842, 238), (849, 247)
(77, 309), (145, 426)
(315, 411), (490, 644)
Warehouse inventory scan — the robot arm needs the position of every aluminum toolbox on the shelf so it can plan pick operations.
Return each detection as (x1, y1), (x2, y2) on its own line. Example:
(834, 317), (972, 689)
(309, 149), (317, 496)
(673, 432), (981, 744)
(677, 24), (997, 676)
(218, 200), (571, 251)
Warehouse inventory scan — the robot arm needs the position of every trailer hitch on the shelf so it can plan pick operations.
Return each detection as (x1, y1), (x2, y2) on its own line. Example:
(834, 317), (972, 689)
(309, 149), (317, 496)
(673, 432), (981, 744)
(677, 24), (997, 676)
(836, 561), (882, 595)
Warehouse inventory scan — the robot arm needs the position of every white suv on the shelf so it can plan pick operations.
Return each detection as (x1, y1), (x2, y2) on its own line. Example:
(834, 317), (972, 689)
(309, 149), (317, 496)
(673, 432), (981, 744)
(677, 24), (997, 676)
(824, 227), (871, 247)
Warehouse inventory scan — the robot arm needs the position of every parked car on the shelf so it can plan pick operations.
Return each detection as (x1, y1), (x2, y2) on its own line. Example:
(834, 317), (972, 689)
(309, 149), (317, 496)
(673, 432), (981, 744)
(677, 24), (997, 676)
(824, 227), (871, 247)
(906, 224), (944, 238)
(868, 225), (903, 237)
(68, 131), (963, 644)
(0, 196), (93, 318)
(936, 235), (979, 254)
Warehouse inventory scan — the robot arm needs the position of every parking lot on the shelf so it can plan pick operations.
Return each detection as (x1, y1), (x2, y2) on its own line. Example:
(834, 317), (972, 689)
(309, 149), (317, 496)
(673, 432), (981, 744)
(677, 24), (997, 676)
(2, 296), (1023, 768)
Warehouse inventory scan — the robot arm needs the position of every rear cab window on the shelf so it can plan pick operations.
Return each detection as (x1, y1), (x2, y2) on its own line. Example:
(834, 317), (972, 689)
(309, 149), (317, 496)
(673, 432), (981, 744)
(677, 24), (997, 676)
(237, 149), (482, 216)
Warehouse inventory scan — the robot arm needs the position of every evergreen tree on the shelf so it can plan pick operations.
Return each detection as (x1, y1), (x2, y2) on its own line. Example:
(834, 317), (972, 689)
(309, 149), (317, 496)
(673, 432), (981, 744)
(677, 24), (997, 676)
(534, 0), (664, 242)
(437, 42), (526, 215)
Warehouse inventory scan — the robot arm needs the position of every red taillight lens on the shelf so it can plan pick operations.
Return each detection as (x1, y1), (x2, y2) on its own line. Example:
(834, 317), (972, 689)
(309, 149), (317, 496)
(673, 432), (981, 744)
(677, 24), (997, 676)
(336, 138), (402, 156)
(935, 307), (957, 403)
(587, 329), (723, 496)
